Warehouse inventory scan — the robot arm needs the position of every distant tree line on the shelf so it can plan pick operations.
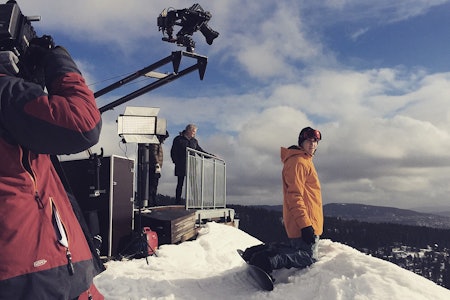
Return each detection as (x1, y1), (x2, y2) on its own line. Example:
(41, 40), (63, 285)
(230, 205), (288, 243)
(323, 217), (450, 250)
(229, 204), (450, 289)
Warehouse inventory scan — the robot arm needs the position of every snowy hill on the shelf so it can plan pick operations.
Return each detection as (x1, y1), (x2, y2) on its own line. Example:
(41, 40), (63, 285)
(94, 222), (450, 300)
(323, 203), (450, 229)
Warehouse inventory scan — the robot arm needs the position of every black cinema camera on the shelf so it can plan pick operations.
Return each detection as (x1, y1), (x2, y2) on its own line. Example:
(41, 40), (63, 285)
(157, 3), (219, 52)
(0, 0), (54, 84)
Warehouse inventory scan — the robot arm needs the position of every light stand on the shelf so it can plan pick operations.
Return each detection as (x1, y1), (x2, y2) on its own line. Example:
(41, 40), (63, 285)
(126, 143), (151, 261)
(137, 143), (150, 209)
(116, 107), (165, 261)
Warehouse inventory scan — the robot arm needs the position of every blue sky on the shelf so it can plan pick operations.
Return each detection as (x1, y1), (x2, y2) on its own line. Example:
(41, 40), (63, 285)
(18, 0), (450, 211)
(321, 2), (450, 73)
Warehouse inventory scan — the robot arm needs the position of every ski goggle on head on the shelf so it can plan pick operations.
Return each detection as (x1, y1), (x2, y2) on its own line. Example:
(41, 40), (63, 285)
(299, 127), (322, 143)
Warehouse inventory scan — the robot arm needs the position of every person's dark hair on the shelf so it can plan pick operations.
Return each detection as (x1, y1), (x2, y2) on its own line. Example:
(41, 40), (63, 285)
(298, 127), (322, 146)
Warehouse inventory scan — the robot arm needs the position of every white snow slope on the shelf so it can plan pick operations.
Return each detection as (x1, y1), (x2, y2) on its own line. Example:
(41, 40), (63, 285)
(95, 222), (450, 300)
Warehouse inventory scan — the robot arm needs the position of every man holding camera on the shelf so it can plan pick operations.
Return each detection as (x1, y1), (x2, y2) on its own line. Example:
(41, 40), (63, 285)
(0, 36), (105, 300)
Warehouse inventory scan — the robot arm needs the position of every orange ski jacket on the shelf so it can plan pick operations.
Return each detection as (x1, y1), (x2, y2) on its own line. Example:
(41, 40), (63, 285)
(280, 146), (323, 239)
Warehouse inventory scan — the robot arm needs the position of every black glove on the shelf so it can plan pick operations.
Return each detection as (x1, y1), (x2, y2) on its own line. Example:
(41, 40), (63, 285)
(24, 45), (49, 87)
(28, 45), (50, 66)
(28, 35), (54, 68)
(301, 226), (315, 245)
(26, 36), (54, 87)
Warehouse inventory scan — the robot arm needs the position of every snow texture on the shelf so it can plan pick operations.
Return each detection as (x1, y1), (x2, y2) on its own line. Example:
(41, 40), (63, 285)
(95, 222), (450, 299)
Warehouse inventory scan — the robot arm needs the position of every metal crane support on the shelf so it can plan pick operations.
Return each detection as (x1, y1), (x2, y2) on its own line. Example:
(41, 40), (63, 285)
(95, 50), (207, 113)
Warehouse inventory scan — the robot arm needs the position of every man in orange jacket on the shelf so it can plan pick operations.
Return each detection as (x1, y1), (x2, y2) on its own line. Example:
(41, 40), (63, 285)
(243, 127), (323, 274)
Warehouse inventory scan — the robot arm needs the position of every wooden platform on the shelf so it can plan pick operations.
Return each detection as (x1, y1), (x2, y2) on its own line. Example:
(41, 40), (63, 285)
(138, 206), (197, 245)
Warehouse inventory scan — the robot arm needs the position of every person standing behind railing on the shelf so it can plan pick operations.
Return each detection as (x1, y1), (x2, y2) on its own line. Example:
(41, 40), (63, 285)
(148, 131), (169, 206)
(170, 124), (211, 205)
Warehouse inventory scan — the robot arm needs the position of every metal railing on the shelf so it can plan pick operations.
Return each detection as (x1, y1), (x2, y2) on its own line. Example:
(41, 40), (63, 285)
(185, 147), (226, 209)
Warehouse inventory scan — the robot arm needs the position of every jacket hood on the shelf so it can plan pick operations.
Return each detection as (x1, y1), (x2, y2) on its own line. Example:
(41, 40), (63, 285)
(280, 145), (311, 163)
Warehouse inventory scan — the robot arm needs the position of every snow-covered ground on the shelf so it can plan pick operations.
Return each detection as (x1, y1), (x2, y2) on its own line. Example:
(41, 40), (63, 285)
(95, 222), (450, 300)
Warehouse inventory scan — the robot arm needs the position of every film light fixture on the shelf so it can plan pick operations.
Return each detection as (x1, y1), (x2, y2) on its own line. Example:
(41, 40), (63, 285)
(117, 106), (167, 144)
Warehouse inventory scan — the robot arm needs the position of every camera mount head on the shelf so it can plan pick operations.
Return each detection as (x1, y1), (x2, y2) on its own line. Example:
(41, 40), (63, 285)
(157, 3), (219, 53)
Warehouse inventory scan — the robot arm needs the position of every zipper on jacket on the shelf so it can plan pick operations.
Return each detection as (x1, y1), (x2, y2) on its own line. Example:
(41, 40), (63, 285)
(52, 200), (75, 276)
(66, 248), (74, 275)
(20, 147), (43, 209)
(34, 191), (44, 209)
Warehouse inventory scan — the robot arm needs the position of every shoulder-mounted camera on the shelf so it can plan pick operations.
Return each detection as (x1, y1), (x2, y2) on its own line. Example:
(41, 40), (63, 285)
(0, 0), (54, 83)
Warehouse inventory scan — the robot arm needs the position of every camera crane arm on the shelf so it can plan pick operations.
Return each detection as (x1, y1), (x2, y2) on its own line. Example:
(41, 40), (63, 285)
(95, 50), (207, 113)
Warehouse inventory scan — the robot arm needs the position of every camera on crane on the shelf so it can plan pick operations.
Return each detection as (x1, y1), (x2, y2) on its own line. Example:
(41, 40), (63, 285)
(157, 3), (219, 53)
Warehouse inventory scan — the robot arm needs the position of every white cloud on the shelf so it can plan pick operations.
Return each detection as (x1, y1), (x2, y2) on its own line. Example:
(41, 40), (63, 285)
(315, 0), (449, 23)
(302, 0), (450, 42)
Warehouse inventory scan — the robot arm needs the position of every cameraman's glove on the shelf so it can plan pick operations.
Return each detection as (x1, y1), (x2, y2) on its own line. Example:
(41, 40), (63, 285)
(301, 226), (315, 245)
(28, 35), (55, 69)
(27, 44), (51, 87)
(28, 44), (51, 67)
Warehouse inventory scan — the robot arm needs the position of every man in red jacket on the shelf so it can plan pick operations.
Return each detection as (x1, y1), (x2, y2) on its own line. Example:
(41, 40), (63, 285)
(0, 43), (105, 298)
